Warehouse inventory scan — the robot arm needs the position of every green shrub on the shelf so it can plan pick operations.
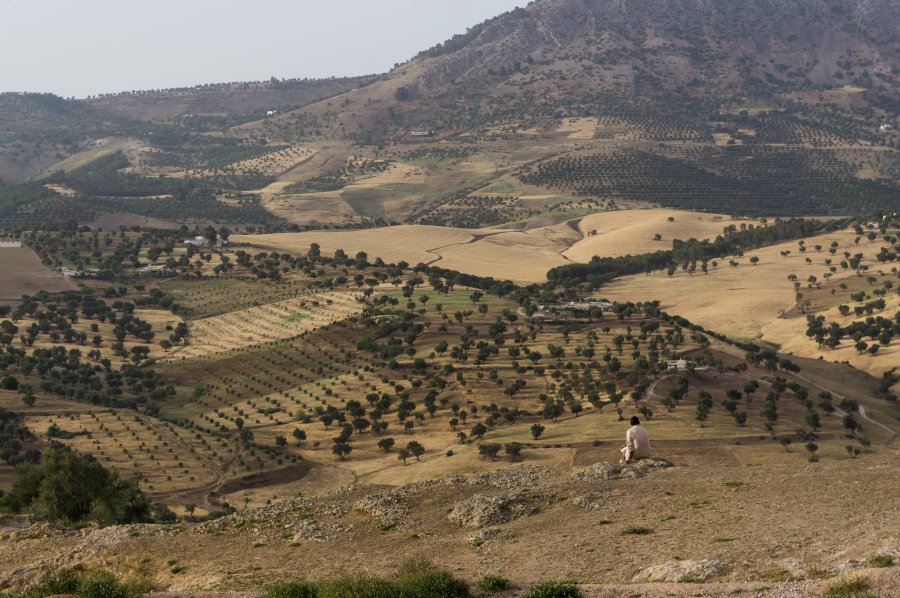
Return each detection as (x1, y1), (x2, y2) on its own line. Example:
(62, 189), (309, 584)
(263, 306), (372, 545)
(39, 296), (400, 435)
(395, 560), (469, 597)
(264, 563), (471, 598)
(866, 554), (894, 568)
(823, 577), (876, 598)
(28, 571), (80, 598)
(622, 526), (653, 535)
(477, 573), (512, 592)
(523, 581), (583, 598)
(75, 572), (131, 598)
(266, 581), (319, 598)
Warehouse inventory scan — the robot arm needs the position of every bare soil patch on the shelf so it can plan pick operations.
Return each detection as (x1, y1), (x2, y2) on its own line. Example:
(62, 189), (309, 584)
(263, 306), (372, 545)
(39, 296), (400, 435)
(0, 247), (74, 302)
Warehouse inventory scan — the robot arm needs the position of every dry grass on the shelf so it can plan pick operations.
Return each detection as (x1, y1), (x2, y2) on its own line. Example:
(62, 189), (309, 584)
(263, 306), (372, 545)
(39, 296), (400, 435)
(564, 209), (759, 261)
(601, 228), (894, 342)
(763, 289), (900, 379)
(556, 117), (600, 139)
(436, 229), (572, 283)
(237, 223), (576, 283)
(235, 226), (476, 266)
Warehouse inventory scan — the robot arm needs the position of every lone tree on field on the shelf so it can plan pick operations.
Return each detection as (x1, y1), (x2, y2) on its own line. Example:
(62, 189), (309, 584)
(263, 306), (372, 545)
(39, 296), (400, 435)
(479, 443), (501, 461)
(530, 423), (545, 440)
(292, 428), (306, 444)
(505, 442), (523, 461)
(378, 437), (395, 452)
(332, 441), (352, 461)
(805, 442), (818, 461)
(406, 441), (425, 461)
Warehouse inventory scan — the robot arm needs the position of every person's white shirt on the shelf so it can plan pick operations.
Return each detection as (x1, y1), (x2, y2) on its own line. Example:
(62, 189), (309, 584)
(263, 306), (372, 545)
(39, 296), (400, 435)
(625, 424), (652, 460)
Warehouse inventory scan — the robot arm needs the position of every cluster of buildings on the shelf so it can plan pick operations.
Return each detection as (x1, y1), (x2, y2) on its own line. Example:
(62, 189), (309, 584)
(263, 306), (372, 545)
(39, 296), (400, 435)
(536, 301), (615, 314)
(183, 236), (228, 248)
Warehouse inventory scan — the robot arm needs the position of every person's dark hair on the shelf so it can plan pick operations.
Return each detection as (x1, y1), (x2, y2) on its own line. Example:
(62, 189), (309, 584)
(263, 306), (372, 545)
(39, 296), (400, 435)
(630, 416), (640, 426)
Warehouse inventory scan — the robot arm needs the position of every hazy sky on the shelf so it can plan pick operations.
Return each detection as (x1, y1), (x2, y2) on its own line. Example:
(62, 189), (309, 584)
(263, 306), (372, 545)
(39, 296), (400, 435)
(1, 0), (527, 98)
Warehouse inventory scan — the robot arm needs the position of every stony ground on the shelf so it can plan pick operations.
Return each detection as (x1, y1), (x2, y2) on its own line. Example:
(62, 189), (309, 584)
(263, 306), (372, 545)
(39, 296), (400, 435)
(1, 445), (898, 597)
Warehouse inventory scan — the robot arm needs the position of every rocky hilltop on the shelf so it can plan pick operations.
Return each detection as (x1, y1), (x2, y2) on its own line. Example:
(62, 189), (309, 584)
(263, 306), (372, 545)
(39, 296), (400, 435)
(2, 455), (899, 597)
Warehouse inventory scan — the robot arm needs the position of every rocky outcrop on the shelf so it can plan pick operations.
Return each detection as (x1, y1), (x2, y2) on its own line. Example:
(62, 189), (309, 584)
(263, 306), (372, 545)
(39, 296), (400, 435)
(571, 458), (674, 482)
(448, 492), (539, 529)
(632, 559), (723, 583)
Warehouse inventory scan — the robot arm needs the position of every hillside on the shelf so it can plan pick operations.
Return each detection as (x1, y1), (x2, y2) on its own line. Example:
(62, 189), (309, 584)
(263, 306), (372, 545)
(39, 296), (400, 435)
(251, 0), (900, 140)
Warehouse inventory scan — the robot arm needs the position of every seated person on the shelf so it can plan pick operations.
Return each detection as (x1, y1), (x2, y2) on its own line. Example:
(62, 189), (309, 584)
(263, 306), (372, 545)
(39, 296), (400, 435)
(620, 416), (652, 463)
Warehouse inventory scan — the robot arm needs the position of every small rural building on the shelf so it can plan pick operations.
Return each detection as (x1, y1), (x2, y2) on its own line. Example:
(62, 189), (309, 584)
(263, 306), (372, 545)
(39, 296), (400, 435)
(538, 301), (614, 313)
(61, 268), (98, 278)
(666, 359), (689, 371)
(0, 241), (23, 248)
(183, 236), (209, 248)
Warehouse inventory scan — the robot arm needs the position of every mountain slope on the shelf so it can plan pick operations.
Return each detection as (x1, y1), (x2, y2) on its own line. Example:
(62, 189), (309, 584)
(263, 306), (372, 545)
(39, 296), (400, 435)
(254, 0), (899, 140)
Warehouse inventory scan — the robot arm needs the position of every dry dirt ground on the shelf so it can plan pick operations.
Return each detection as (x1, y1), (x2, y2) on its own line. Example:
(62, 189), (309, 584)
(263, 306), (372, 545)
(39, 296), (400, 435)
(0, 247), (75, 302)
(1, 448), (897, 597)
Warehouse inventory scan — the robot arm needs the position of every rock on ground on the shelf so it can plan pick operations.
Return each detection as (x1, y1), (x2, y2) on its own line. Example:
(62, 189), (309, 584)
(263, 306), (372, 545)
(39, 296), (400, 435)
(448, 492), (538, 529)
(572, 458), (674, 482)
(632, 559), (723, 583)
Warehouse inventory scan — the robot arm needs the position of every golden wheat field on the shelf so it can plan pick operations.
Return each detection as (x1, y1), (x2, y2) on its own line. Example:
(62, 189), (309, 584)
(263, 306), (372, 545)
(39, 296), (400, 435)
(564, 209), (759, 260)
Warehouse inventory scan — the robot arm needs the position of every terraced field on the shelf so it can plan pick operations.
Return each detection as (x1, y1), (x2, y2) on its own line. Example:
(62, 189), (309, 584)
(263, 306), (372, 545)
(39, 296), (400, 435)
(25, 410), (224, 494)
(229, 146), (315, 176)
(165, 291), (362, 360)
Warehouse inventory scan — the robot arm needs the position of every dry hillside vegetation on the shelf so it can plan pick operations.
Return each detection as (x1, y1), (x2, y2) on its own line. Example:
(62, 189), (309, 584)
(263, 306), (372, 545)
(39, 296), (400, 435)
(0, 224), (898, 597)
(24, 410), (224, 494)
(434, 228), (573, 282)
(601, 229), (895, 339)
(556, 117), (600, 139)
(763, 282), (900, 380)
(0, 451), (898, 595)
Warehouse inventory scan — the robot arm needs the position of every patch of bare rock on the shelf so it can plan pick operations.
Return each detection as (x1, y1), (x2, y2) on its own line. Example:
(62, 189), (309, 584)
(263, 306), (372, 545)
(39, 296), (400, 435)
(572, 457), (674, 482)
(448, 491), (539, 528)
(197, 497), (350, 542)
(632, 559), (723, 583)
